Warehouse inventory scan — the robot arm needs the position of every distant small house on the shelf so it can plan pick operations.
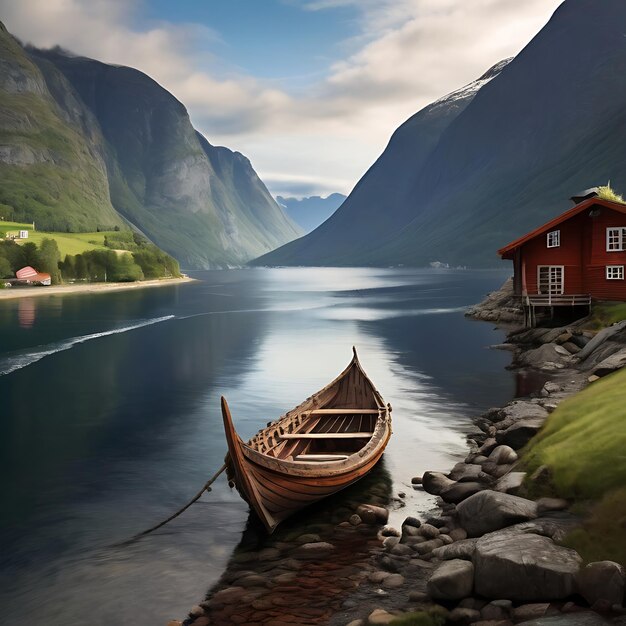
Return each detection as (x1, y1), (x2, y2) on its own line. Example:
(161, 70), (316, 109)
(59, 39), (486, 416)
(4, 229), (28, 240)
(498, 189), (626, 324)
(15, 266), (51, 286)
(19, 230), (28, 239)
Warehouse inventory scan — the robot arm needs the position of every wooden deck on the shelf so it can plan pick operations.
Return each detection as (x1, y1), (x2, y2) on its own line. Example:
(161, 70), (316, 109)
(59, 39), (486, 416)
(522, 293), (591, 327)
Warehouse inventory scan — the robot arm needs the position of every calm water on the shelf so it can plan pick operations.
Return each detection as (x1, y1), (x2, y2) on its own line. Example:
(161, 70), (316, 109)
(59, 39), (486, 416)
(0, 268), (514, 625)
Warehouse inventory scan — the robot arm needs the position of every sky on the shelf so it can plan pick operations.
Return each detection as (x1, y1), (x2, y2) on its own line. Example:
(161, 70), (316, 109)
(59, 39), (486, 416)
(0, 0), (564, 198)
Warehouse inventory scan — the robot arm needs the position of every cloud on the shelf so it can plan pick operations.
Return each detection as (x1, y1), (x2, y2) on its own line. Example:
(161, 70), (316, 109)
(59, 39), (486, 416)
(0, 0), (564, 196)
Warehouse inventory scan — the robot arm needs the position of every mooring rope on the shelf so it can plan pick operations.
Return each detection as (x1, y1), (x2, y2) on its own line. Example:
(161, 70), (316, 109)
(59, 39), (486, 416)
(130, 463), (227, 540)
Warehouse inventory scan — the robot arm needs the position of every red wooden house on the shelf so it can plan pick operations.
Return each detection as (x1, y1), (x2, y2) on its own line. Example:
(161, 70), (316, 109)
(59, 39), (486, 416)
(498, 190), (626, 324)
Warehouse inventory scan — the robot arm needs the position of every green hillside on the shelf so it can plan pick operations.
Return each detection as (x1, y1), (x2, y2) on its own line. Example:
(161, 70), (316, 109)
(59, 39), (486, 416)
(523, 369), (626, 565)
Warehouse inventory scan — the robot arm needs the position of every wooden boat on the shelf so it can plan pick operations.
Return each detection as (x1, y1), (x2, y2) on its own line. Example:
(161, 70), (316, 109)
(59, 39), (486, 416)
(221, 347), (392, 533)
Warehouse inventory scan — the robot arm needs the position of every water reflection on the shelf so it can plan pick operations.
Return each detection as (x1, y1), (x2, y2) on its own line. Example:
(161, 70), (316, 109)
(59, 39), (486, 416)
(18, 298), (35, 328)
(0, 268), (514, 625)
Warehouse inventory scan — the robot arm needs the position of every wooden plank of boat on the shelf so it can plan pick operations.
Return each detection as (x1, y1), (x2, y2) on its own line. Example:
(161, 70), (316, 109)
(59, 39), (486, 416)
(221, 346), (392, 533)
(279, 432), (374, 439)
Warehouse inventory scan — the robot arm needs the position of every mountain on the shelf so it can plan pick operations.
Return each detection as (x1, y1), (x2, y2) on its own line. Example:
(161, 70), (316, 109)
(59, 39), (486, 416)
(276, 193), (346, 232)
(0, 22), (301, 269)
(254, 0), (626, 268)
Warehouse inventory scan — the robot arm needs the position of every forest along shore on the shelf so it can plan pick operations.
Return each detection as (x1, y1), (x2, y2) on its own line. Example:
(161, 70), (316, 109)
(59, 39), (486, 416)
(177, 281), (626, 626)
(0, 276), (196, 300)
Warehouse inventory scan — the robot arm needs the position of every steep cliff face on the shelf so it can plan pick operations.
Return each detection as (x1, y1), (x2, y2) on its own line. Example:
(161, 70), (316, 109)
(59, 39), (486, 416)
(0, 22), (300, 268)
(256, 0), (626, 268)
(27, 48), (301, 268)
(0, 23), (123, 231)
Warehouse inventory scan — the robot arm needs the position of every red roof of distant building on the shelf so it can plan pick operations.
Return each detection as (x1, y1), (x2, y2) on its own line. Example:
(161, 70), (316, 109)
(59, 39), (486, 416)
(16, 266), (38, 279)
(498, 198), (626, 259)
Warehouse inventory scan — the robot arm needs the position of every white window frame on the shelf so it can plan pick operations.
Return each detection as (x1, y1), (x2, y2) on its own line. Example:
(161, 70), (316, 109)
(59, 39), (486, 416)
(606, 227), (626, 251)
(546, 230), (560, 248)
(537, 265), (564, 295)
(606, 265), (624, 280)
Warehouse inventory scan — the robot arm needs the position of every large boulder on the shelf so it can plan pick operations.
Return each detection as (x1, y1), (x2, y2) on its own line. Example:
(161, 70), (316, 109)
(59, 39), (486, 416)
(494, 471), (526, 494)
(457, 491), (538, 537)
(422, 471), (456, 495)
(473, 532), (582, 600)
(427, 558), (475, 600)
(495, 401), (549, 424)
(489, 445), (519, 464)
(431, 539), (477, 561)
(577, 320), (626, 361)
(440, 481), (487, 504)
(576, 560), (626, 607)
(591, 348), (626, 377)
(496, 417), (545, 449)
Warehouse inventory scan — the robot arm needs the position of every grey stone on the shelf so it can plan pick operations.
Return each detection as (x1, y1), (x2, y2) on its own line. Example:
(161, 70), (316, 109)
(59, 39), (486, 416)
(380, 525), (401, 537)
(489, 445), (519, 465)
(449, 462), (490, 482)
(408, 590), (430, 602)
(349, 514), (362, 526)
(481, 602), (509, 620)
(367, 608), (396, 625)
(413, 538), (444, 555)
(390, 543), (413, 557)
(357, 504), (389, 524)
(295, 533), (321, 544)
(449, 607), (481, 622)
(479, 438), (499, 456)
(381, 573), (405, 588)
(431, 538), (477, 561)
(441, 481), (488, 504)
(419, 523), (441, 539)
(382, 536), (400, 550)
(457, 491), (538, 537)
(514, 613), (611, 625)
(495, 471), (526, 494)
(577, 320), (626, 361)
(511, 604), (550, 622)
(422, 471), (456, 495)
(592, 348), (626, 377)
(449, 527), (468, 542)
(427, 558), (475, 600)
(474, 532), (582, 600)
(403, 516), (421, 528)
(561, 341), (581, 354)
(576, 560), (625, 607)
(497, 401), (549, 424)
(369, 570), (392, 583)
(293, 541), (335, 559)
(496, 418), (545, 449)
(411, 476), (422, 485)
(536, 497), (569, 515)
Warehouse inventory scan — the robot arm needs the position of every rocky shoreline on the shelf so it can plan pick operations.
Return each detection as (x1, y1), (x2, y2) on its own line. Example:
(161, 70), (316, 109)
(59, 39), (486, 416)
(174, 284), (626, 626)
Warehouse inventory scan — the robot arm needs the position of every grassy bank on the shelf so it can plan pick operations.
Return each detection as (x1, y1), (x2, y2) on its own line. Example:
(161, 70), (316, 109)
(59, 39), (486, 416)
(583, 301), (626, 330)
(523, 368), (626, 565)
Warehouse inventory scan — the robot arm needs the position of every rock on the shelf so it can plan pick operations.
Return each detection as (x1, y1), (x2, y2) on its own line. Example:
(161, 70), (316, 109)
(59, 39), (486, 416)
(481, 601), (509, 621)
(345, 620), (365, 626)
(369, 570), (392, 583)
(577, 320), (626, 361)
(536, 497), (569, 515)
(540, 381), (562, 396)
(383, 536), (400, 550)
(403, 516), (421, 528)
(497, 401), (549, 423)
(411, 476), (422, 485)
(474, 532), (582, 600)
(401, 524), (421, 539)
(380, 525), (401, 537)
(555, 331), (573, 344)
(367, 608), (395, 625)
(495, 472), (526, 494)
(489, 446), (519, 465)
(422, 471), (456, 495)
(381, 573), (405, 588)
(441, 481), (488, 504)
(211, 587), (245, 605)
(414, 538), (445, 555)
(511, 603), (550, 621)
(576, 561), (626, 607)
(431, 538), (477, 561)
(257, 547), (281, 561)
(496, 418), (545, 450)
(189, 605), (205, 617)
(427, 558), (475, 600)
(390, 543), (413, 557)
(515, 613), (612, 625)
(167, 622), (183, 626)
(449, 527), (468, 541)
(408, 590), (430, 602)
(272, 571), (296, 584)
(471, 455), (490, 465)
(293, 542), (335, 559)
(349, 514), (362, 526)
(398, 491), (406, 498)
(449, 607), (482, 622)
(457, 491), (538, 537)
(419, 523), (441, 539)
(479, 438), (500, 456)
(562, 341), (581, 354)
(357, 504), (389, 524)
(592, 348), (626, 377)
(449, 462), (491, 482)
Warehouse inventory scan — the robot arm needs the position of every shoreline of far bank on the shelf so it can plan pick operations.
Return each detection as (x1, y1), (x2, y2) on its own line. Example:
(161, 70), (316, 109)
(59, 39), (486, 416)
(0, 276), (198, 300)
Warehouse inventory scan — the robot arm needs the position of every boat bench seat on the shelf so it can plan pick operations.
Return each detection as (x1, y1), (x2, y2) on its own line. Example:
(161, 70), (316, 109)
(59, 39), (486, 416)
(280, 432), (374, 440)
(302, 409), (379, 415)
(293, 454), (349, 462)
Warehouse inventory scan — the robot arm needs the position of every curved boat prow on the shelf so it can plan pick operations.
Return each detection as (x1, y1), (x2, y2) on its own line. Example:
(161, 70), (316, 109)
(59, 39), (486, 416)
(221, 396), (277, 533)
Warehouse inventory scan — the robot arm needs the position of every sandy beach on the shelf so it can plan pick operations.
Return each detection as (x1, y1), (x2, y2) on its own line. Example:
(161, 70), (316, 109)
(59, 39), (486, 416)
(0, 276), (197, 300)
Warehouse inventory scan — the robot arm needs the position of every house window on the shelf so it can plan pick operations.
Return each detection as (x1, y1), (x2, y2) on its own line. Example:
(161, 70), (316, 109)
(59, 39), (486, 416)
(606, 227), (626, 251)
(538, 266), (564, 295)
(606, 265), (624, 280)
(547, 230), (560, 248)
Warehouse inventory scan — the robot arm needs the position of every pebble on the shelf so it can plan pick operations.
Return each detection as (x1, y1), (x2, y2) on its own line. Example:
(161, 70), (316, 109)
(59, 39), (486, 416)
(408, 590), (429, 602)
(418, 523), (440, 539)
(349, 514), (362, 526)
(411, 476), (422, 485)
(367, 608), (396, 624)
(381, 573), (405, 588)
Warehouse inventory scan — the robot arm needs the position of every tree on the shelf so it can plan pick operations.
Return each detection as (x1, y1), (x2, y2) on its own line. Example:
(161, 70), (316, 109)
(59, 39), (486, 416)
(21, 242), (39, 268)
(37, 238), (62, 284)
(60, 254), (76, 280)
(0, 255), (12, 278)
(74, 254), (88, 280)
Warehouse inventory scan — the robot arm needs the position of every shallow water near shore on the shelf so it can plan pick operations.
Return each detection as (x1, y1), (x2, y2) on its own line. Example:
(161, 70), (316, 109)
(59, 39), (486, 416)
(0, 267), (514, 625)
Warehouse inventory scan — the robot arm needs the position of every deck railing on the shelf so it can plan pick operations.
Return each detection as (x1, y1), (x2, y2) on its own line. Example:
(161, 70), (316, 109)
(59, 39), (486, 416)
(524, 294), (591, 307)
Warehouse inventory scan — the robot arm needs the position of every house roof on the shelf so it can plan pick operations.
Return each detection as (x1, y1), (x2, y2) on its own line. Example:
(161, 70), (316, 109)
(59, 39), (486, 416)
(15, 266), (50, 282)
(498, 198), (626, 259)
